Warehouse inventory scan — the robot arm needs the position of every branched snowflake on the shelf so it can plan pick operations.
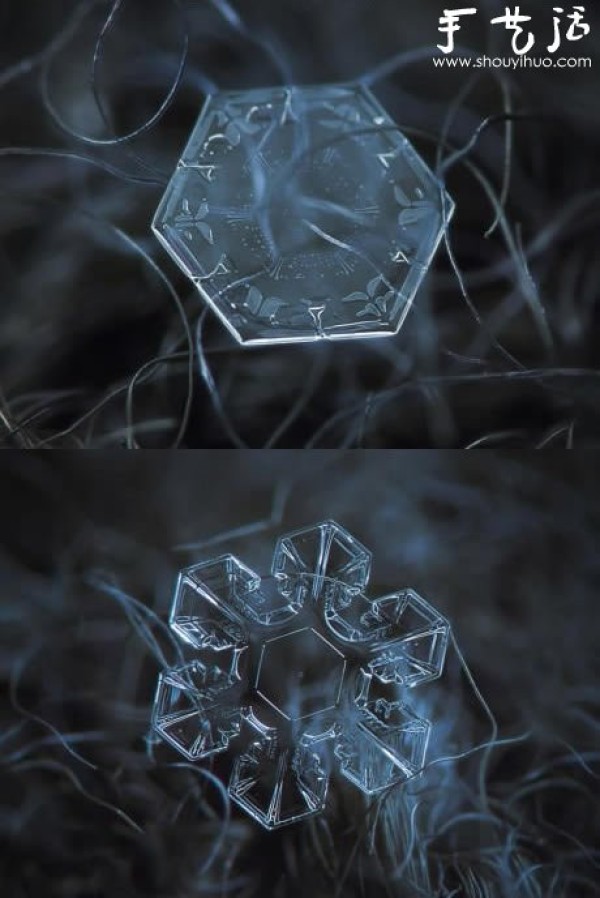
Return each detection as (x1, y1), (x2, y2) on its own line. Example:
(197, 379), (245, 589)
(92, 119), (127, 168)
(152, 521), (449, 829)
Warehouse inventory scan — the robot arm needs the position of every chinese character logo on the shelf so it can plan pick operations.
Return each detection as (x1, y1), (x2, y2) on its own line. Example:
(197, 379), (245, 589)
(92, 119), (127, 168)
(548, 6), (590, 52)
(438, 5), (591, 55)
(490, 6), (534, 55)
(438, 8), (477, 54)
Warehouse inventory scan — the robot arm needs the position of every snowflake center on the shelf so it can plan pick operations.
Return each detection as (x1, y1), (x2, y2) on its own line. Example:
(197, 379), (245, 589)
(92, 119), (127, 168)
(255, 626), (346, 721)
(257, 162), (360, 261)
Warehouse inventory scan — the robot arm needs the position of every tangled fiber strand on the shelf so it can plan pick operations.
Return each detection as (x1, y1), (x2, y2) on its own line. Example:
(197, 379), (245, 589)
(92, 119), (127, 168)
(1, 1), (599, 446)
(1, 452), (599, 895)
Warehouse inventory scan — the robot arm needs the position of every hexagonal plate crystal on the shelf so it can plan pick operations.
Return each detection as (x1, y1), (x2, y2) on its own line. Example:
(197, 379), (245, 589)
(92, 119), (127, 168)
(255, 627), (346, 721)
(152, 84), (454, 345)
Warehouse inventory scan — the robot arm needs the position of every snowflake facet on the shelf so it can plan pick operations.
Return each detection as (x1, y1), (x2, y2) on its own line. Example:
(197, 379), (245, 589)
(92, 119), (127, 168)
(152, 522), (450, 829)
(152, 84), (454, 345)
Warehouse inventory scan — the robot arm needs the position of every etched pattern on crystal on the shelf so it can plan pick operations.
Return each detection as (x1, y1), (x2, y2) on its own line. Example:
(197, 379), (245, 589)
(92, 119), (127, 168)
(153, 85), (454, 345)
(152, 521), (450, 829)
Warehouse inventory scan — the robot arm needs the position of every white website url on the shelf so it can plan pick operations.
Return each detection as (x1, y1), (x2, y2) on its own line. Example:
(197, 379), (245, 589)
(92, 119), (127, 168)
(433, 55), (592, 69)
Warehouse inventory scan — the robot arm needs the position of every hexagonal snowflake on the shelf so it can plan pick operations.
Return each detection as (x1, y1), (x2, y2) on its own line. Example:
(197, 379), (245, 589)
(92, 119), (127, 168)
(152, 85), (454, 345)
(152, 522), (450, 829)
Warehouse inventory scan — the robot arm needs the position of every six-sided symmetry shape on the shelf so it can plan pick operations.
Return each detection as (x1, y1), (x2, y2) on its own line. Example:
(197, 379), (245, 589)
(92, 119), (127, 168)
(152, 521), (450, 829)
(256, 627), (346, 721)
(153, 84), (454, 345)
